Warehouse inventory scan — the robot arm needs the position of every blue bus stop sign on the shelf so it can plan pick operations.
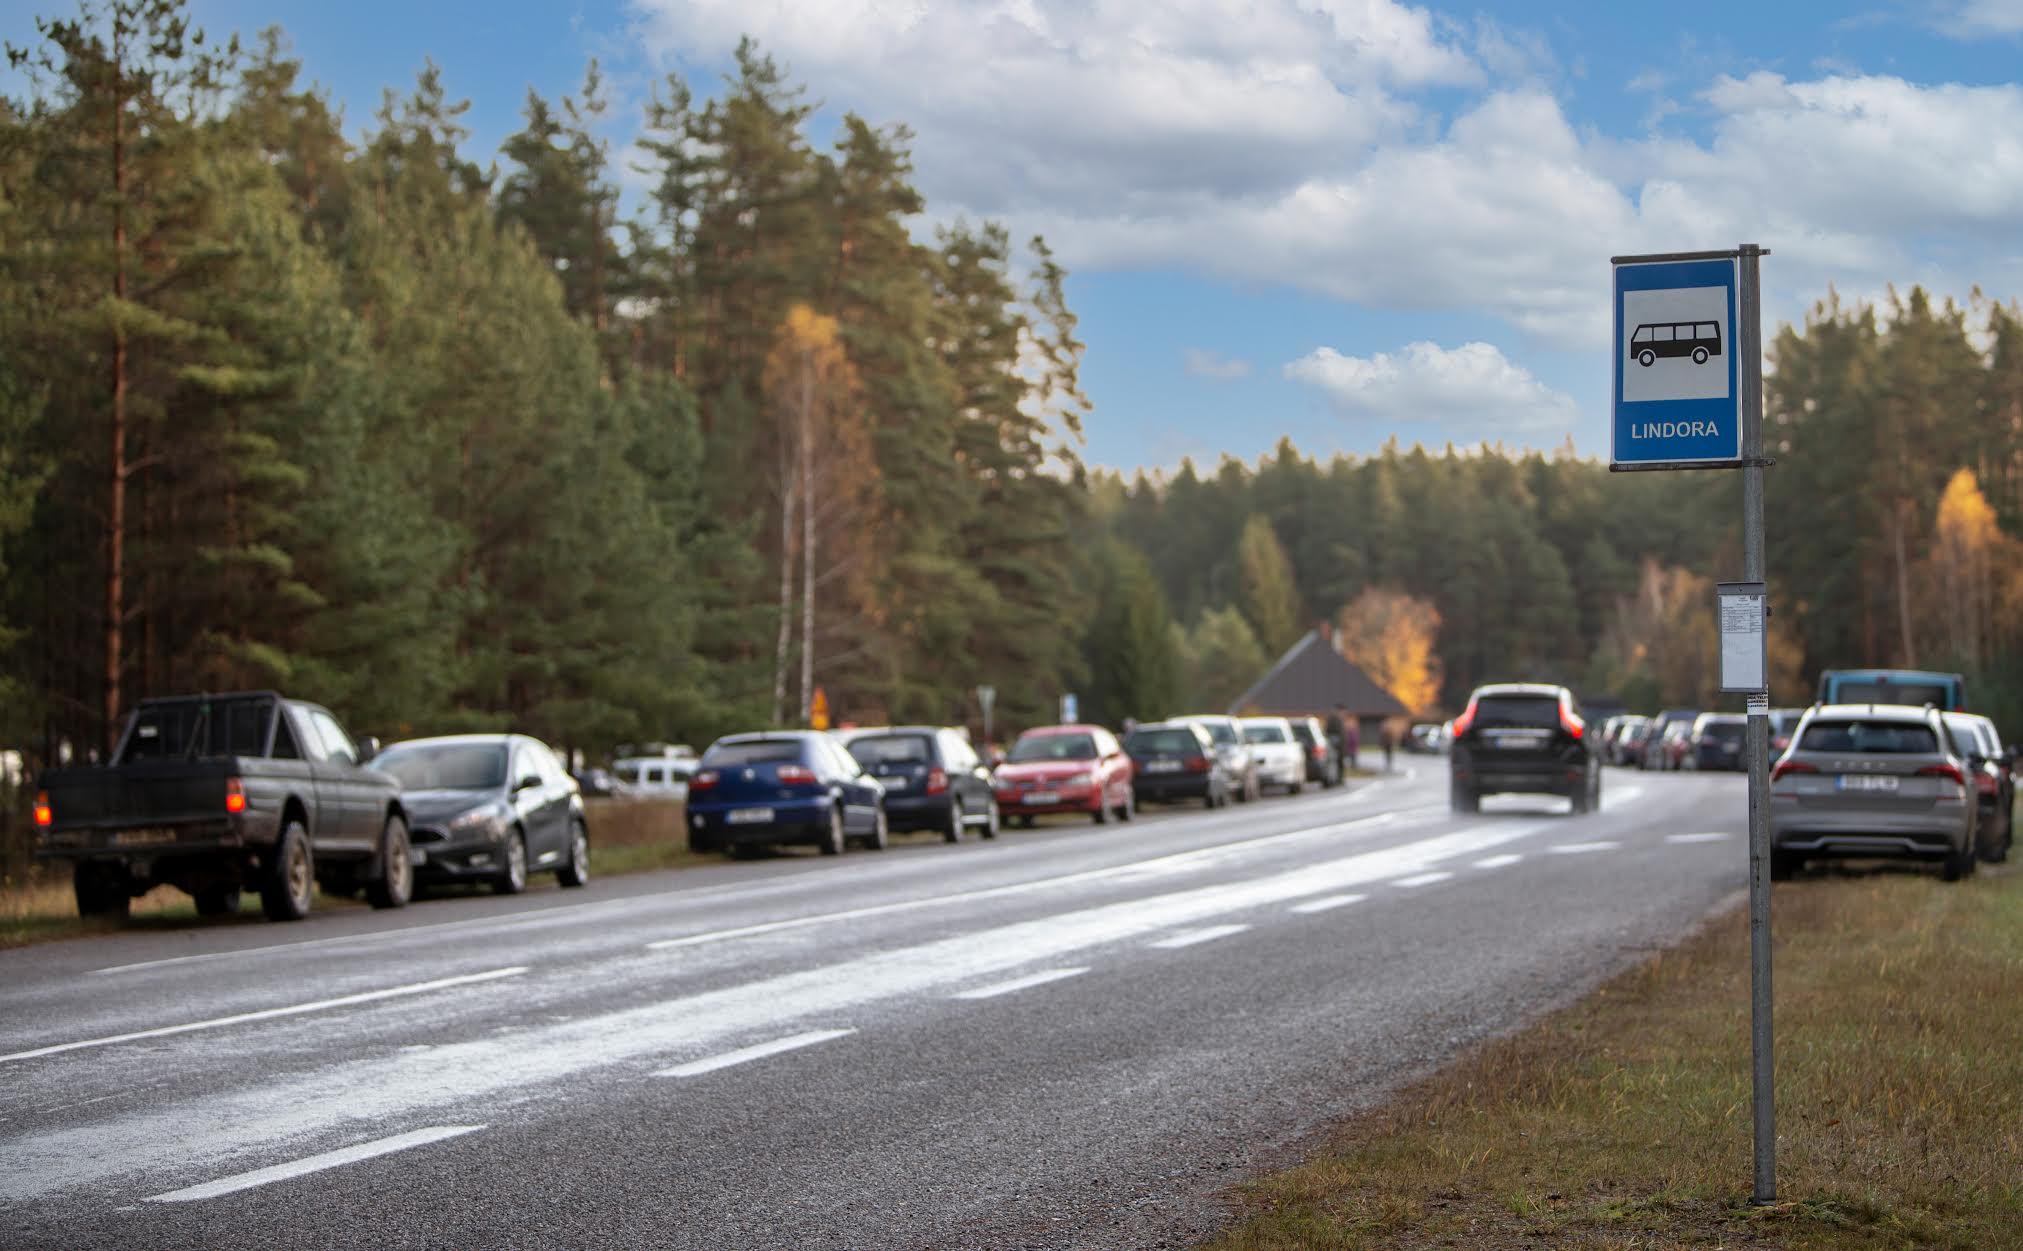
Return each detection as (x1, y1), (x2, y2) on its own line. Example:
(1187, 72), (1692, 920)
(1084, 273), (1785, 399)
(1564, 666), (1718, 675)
(1612, 256), (1741, 468)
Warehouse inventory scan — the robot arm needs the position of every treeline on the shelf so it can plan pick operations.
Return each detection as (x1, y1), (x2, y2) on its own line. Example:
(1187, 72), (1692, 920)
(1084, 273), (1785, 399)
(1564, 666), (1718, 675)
(1085, 285), (2023, 732)
(0, 2), (1088, 765)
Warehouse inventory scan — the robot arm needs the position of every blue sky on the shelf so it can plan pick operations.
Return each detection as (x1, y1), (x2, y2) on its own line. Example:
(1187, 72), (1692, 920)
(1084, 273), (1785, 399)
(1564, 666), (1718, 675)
(50, 0), (2023, 471)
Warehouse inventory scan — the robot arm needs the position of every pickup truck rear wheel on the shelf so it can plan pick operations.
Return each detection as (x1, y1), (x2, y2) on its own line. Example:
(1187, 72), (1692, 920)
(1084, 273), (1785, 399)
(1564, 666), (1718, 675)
(74, 863), (131, 920)
(261, 820), (315, 921)
(365, 814), (413, 910)
(492, 829), (529, 895)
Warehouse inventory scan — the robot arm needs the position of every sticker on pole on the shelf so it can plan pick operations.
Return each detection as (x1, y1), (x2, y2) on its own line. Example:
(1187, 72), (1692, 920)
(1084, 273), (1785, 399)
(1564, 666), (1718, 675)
(1717, 581), (1767, 694)
(1613, 256), (1742, 467)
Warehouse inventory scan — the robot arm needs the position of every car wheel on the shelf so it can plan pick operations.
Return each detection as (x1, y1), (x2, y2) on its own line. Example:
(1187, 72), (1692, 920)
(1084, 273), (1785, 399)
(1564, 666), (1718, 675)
(261, 819), (315, 921)
(980, 798), (1001, 839)
(1570, 786), (1590, 815)
(558, 821), (590, 887)
(945, 798), (966, 844)
(193, 885), (240, 917)
(1769, 851), (1800, 882)
(73, 862), (132, 920)
(820, 805), (846, 856)
(492, 829), (529, 895)
(1117, 790), (1134, 822)
(1942, 839), (1977, 881)
(1093, 796), (1110, 825)
(1203, 787), (1218, 810)
(863, 805), (889, 851)
(1450, 781), (1479, 814)
(365, 814), (413, 910)
(1290, 780), (1305, 796)
(1014, 814), (1034, 829)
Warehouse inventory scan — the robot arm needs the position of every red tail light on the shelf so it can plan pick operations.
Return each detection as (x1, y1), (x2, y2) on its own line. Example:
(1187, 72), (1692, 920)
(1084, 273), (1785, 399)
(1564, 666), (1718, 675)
(1559, 697), (1584, 740)
(1770, 760), (1816, 781)
(1917, 763), (1966, 786)
(1974, 772), (1998, 795)
(776, 765), (818, 786)
(690, 770), (720, 791)
(1451, 700), (1478, 737)
(224, 777), (248, 814)
(33, 790), (52, 827)
(1184, 755), (1212, 773)
(926, 768), (949, 795)
(1309, 744), (1327, 760)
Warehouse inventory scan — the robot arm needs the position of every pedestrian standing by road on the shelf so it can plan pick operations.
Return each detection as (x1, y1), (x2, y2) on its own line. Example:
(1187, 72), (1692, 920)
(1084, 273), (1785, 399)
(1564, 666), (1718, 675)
(1343, 718), (1360, 771)
(1382, 730), (1395, 773)
(1325, 705), (1348, 765)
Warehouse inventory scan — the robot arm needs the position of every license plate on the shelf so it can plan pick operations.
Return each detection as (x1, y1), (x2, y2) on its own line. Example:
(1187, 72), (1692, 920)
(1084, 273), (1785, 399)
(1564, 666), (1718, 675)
(1837, 775), (1899, 793)
(112, 827), (179, 847)
(1487, 731), (1549, 749)
(881, 776), (910, 790)
(726, 807), (776, 824)
(1144, 760), (1182, 773)
(1024, 792), (1060, 805)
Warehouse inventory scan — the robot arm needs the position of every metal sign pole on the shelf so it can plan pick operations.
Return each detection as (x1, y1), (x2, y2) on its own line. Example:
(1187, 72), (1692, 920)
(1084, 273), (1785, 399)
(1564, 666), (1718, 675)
(1738, 242), (1775, 1205)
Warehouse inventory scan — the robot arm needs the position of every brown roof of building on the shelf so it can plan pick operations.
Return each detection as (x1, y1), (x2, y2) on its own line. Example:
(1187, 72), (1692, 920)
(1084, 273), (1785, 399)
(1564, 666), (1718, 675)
(1228, 629), (1411, 720)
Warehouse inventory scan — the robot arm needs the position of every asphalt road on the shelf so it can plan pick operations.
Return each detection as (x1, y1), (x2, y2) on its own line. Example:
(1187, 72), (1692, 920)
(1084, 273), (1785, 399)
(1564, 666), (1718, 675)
(0, 763), (1749, 1250)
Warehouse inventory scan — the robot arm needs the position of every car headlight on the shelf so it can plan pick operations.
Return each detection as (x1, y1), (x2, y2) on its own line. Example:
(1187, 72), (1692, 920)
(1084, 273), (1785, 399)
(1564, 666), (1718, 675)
(1064, 772), (1094, 787)
(448, 804), (508, 837)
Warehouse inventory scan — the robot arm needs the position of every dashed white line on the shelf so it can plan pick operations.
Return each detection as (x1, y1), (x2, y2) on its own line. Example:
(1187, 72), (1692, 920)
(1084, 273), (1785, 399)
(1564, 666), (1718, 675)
(1666, 832), (1731, 844)
(654, 1028), (856, 1078)
(146, 1126), (485, 1203)
(951, 967), (1090, 1000)
(1392, 871), (1453, 888)
(1548, 841), (1622, 855)
(1289, 894), (1365, 914)
(1149, 924), (1250, 949)
(1473, 854), (1523, 870)
(0, 967), (529, 1066)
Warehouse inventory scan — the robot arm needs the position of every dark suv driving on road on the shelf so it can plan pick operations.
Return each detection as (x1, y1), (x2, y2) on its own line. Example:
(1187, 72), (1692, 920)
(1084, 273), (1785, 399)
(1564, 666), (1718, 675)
(1449, 683), (1599, 814)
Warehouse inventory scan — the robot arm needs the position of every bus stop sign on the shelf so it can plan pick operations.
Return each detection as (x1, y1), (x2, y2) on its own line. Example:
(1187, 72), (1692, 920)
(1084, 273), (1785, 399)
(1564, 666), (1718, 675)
(1612, 255), (1742, 468)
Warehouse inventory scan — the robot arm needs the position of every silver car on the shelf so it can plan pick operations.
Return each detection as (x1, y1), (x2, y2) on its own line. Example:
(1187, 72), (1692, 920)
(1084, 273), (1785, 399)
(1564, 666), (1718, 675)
(1179, 715), (1261, 803)
(1768, 704), (1978, 881)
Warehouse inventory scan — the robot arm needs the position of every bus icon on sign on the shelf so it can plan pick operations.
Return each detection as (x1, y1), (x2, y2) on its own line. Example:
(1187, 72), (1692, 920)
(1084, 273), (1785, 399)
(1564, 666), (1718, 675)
(1630, 320), (1722, 367)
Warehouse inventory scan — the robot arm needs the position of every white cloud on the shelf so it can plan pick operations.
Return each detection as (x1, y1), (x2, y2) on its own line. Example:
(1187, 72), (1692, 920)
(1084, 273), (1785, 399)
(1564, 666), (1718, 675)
(1284, 341), (1578, 432)
(1184, 348), (1252, 380)
(1937, 0), (2023, 36)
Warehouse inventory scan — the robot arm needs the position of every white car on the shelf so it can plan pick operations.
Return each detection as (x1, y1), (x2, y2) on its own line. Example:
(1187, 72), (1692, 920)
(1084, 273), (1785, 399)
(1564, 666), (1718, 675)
(1239, 717), (1307, 794)
(612, 754), (694, 799)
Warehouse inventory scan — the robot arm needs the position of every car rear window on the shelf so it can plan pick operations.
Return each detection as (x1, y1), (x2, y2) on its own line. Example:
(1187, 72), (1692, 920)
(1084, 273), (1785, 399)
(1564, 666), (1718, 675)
(1473, 696), (1559, 730)
(1704, 721), (1745, 744)
(1946, 725), (1980, 757)
(123, 698), (275, 761)
(1009, 733), (1097, 762)
(1288, 722), (1319, 745)
(1127, 728), (1199, 755)
(704, 741), (808, 766)
(1242, 724), (1288, 744)
(1833, 681), (1950, 708)
(1797, 721), (1939, 754)
(847, 735), (933, 767)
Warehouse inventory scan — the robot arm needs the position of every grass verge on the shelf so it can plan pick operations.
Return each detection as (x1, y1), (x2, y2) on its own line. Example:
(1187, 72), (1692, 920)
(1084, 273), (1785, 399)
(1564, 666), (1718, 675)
(1205, 864), (2023, 1249)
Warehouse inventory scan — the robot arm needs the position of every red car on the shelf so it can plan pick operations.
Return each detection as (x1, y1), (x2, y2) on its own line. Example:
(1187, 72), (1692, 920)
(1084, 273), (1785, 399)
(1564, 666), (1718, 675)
(992, 724), (1135, 827)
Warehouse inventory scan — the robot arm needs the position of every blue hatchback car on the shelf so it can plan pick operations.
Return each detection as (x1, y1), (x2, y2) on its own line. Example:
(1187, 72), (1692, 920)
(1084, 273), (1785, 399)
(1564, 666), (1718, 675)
(687, 732), (888, 857)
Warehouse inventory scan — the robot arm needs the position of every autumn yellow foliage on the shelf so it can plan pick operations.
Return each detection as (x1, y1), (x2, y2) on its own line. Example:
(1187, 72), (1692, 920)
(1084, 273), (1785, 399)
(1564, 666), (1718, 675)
(1336, 588), (1443, 716)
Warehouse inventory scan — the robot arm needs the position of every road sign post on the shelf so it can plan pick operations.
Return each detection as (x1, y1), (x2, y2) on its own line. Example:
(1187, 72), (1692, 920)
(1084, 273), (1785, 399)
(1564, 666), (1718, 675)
(1612, 243), (1776, 1204)
(976, 684), (996, 749)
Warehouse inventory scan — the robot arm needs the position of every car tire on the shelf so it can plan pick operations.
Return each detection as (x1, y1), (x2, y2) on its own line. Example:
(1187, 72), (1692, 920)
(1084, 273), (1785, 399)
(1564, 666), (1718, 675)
(862, 805), (889, 851)
(820, 805), (846, 856)
(1769, 851), (1800, 882)
(73, 863), (132, 920)
(193, 885), (240, 917)
(1093, 797), (1110, 825)
(557, 821), (590, 887)
(1942, 842), (1975, 882)
(1450, 781), (1479, 814)
(945, 799), (966, 844)
(1203, 787), (1218, 810)
(261, 819), (315, 921)
(980, 799), (1001, 839)
(1117, 790), (1134, 822)
(365, 814), (413, 910)
(1290, 780), (1305, 796)
(492, 829), (529, 895)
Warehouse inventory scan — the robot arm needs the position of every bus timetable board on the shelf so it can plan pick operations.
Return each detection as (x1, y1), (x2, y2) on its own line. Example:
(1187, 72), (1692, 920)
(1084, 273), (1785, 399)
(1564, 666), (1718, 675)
(1611, 256), (1742, 468)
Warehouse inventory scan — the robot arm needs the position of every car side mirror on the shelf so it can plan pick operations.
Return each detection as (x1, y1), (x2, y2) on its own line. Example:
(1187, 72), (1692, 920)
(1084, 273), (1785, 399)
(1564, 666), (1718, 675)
(356, 735), (380, 762)
(515, 774), (542, 793)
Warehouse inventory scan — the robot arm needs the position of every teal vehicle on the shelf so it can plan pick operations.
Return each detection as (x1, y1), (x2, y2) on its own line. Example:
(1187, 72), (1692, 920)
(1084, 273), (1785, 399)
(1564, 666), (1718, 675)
(1815, 669), (1967, 712)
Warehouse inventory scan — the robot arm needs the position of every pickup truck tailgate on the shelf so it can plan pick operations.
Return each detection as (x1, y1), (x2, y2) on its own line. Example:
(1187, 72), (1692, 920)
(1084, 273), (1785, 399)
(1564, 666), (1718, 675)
(42, 760), (237, 830)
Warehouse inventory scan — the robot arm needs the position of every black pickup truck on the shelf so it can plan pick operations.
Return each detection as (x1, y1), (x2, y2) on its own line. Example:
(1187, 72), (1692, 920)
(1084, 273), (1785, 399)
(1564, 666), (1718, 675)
(34, 691), (412, 922)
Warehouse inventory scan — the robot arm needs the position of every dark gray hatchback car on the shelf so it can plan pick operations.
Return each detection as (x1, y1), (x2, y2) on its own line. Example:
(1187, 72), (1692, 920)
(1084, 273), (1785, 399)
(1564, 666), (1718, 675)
(372, 734), (589, 894)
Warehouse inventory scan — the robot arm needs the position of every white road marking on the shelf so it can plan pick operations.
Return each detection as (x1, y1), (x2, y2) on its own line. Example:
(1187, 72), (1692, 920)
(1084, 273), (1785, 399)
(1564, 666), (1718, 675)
(654, 1029), (856, 1078)
(1666, 832), (1731, 844)
(1289, 894), (1365, 914)
(1473, 854), (1523, 869)
(1606, 785), (1646, 807)
(1, 819), (1560, 1205)
(146, 1125), (485, 1203)
(951, 967), (1090, 1000)
(645, 811), (1404, 951)
(1392, 871), (1453, 888)
(1149, 924), (1250, 949)
(1548, 841), (1622, 855)
(0, 968), (528, 1066)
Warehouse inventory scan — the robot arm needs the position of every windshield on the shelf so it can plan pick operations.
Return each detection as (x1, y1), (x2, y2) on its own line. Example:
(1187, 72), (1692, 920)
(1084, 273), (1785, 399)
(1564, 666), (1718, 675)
(1834, 680), (1950, 708)
(374, 743), (507, 790)
(847, 735), (932, 767)
(1473, 696), (1559, 730)
(1126, 728), (1198, 756)
(1242, 724), (1288, 744)
(1193, 720), (1238, 746)
(705, 740), (808, 767)
(1009, 733), (1097, 762)
(1798, 720), (1939, 754)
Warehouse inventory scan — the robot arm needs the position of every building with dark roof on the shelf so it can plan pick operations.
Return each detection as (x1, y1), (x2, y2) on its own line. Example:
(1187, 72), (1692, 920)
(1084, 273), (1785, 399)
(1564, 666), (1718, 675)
(1228, 627), (1410, 736)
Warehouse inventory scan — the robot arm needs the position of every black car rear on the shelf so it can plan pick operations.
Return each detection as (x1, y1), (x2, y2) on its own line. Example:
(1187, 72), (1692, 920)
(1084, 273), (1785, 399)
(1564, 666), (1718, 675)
(1449, 683), (1599, 814)
(1694, 715), (1747, 771)
(842, 727), (998, 841)
(1287, 717), (1343, 787)
(1125, 722), (1225, 807)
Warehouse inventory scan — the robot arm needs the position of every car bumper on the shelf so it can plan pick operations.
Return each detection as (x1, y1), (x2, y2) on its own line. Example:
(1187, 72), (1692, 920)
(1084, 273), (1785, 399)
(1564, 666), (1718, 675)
(994, 787), (1102, 816)
(36, 818), (252, 860)
(687, 797), (835, 850)
(1455, 763), (1586, 796)
(1133, 774), (1211, 802)
(882, 793), (957, 832)
(1255, 762), (1303, 787)
(1770, 805), (1968, 856)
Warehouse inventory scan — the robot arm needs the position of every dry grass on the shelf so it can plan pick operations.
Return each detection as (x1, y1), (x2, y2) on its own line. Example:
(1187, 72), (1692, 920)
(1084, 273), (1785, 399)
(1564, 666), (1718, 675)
(1206, 863), (2023, 1250)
